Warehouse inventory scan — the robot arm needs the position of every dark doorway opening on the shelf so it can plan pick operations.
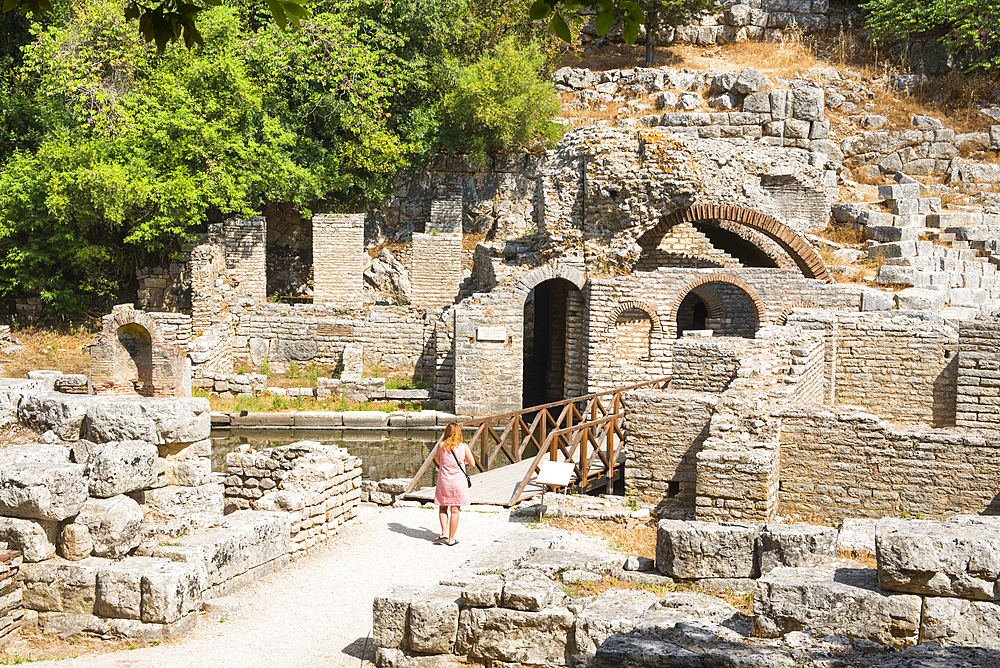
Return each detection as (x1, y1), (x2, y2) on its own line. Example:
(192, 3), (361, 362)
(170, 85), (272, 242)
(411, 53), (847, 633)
(676, 293), (708, 337)
(523, 278), (575, 408)
(117, 323), (154, 396)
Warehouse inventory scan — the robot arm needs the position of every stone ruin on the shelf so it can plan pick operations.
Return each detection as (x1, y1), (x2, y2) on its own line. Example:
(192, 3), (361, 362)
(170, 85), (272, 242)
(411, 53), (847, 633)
(372, 516), (1000, 668)
(0, 386), (361, 643)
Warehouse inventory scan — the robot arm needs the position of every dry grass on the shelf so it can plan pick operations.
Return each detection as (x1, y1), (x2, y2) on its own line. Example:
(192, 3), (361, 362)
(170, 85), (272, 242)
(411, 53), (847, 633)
(1, 628), (160, 664)
(820, 222), (865, 246)
(545, 517), (658, 559)
(838, 549), (877, 568)
(1, 325), (97, 378)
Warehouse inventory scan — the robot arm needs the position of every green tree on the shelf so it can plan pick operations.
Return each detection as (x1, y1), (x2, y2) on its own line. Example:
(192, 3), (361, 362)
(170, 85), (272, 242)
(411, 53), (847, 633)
(863, 0), (1000, 72)
(438, 37), (563, 165)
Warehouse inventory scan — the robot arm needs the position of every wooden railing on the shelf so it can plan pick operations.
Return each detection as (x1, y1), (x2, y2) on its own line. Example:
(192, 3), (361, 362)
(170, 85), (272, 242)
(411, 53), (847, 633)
(404, 377), (670, 505)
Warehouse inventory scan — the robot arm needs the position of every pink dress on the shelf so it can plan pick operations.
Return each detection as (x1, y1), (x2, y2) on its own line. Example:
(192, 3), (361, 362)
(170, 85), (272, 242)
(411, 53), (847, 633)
(434, 443), (471, 507)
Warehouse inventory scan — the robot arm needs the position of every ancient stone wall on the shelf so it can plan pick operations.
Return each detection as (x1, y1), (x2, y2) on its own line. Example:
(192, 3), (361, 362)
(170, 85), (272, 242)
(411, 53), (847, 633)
(453, 291), (523, 417)
(136, 259), (190, 313)
(956, 318), (1000, 435)
(779, 406), (1000, 523)
(313, 214), (364, 307)
(830, 311), (957, 427)
(670, 335), (742, 392)
(410, 233), (463, 309)
(221, 217), (267, 305)
(623, 389), (715, 517)
(234, 304), (434, 380)
(0, 550), (21, 648)
(223, 442), (362, 559)
(189, 241), (228, 336)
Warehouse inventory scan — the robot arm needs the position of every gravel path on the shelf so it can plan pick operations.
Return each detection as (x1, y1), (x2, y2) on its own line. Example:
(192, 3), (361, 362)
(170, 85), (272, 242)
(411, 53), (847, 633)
(48, 503), (517, 668)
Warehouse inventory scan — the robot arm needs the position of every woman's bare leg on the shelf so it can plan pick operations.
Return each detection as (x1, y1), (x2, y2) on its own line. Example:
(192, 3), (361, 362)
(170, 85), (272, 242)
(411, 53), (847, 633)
(438, 506), (449, 539)
(448, 506), (460, 543)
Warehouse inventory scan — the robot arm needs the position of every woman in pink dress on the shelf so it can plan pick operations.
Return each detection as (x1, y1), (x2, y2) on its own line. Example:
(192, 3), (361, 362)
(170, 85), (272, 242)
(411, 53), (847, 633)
(433, 423), (475, 546)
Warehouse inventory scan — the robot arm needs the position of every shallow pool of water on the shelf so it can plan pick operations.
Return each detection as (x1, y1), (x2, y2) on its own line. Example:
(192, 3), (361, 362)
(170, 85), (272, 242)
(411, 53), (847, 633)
(211, 428), (442, 489)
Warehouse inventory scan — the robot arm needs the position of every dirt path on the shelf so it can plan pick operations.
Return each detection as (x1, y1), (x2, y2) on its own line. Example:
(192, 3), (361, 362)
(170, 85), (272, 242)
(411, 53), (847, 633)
(44, 504), (516, 668)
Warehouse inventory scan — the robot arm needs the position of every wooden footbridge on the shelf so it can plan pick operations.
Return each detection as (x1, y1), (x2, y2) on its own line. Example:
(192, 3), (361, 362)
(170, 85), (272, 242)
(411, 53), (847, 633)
(403, 377), (670, 506)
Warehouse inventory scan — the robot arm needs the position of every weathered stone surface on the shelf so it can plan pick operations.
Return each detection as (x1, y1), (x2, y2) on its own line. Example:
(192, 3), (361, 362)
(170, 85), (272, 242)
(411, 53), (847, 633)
(140, 559), (205, 624)
(895, 287), (947, 312)
(594, 635), (700, 668)
(792, 87), (824, 121)
(81, 397), (211, 445)
(573, 588), (660, 654)
(876, 517), (1000, 600)
(408, 585), (462, 654)
(20, 556), (112, 613)
(519, 549), (621, 578)
(838, 517), (877, 555)
(634, 592), (741, 633)
(138, 511), (289, 591)
(0, 443), (71, 466)
(461, 575), (503, 608)
(36, 609), (197, 642)
(85, 440), (158, 498)
(656, 520), (757, 579)
(17, 393), (94, 441)
(502, 570), (563, 612)
(732, 68), (770, 95)
(95, 556), (169, 620)
(0, 463), (87, 521)
(456, 606), (574, 665)
(753, 561), (922, 648)
(373, 585), (422, 649)
(0, 516), (57, 562)
(920, 596), (1000, 648)
(76, 495), (144, 559)
(59, 523), (93, 561)
(134, 483), (224, 520)
(756, 523), (839, 575)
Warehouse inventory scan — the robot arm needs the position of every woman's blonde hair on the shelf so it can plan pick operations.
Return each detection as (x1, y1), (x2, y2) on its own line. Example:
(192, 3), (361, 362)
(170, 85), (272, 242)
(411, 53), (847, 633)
(440, 423), (462, 452)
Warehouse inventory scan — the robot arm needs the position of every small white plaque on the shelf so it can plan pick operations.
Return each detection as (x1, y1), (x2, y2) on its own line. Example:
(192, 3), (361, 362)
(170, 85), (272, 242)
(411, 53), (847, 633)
(535, 461), (576, 488)
(477, 326), (507, 342)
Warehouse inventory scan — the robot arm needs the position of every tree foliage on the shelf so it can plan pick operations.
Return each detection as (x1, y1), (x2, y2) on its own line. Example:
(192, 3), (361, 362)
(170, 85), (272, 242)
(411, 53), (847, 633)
(863, 0), (1000, 72)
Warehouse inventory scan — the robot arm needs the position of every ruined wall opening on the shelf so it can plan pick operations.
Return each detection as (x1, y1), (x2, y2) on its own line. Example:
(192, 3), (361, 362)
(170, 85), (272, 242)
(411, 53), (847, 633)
(615, 308), (652, 362)
(523, 278), (578, 408)
(636, 219), (783, 272)
(672, 280), (761, 338)
(116, 323), (154, 396)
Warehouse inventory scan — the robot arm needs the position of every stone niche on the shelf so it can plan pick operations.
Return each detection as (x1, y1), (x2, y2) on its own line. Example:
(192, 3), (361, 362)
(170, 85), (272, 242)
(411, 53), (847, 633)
(88, 304), (191, 398)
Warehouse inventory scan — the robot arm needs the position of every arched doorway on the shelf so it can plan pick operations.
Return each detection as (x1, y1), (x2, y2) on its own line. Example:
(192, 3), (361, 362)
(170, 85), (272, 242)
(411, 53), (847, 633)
(671, 277), (766, 339)
(116, 323), (154, 396)
(523, 278), (579, 407)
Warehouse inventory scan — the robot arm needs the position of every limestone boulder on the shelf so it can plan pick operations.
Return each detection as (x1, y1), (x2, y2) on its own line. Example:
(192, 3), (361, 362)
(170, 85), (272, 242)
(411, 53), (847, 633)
(59, 523), (93, 561)
(753, 560), (922, 648)
(81, 397), (211, 445)
(0, 516), (57, 562)
(456, 606), (574, 665)
(95, 556), (205, 624)
(76, 495), (144, 559)
(634, 592), (741, 633)
(134, 483), (224, 521)
(408, 585), (463, 654)
(461, 575), (503, 609)
(0, 443), (71, 466)
(876, 517), (1000, 600)
(373, 584), (423, 649)
(656, 520), (757, 578)
(756, 523), (839, 575)
(20, 556), (112, 613)
(0, 462), (88, 521)
(17, 393), (94, 441)
(502, 569), (564, 612)
(920, 596), (1000, 649)
(85, 440), (159, 498)
(573, 588), (660, 654)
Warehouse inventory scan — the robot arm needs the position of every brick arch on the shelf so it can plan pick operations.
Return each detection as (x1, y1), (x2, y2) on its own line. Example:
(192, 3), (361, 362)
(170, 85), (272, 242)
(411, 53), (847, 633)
(638, 204), (832, 282)
(516, 263), (587, 302)
(608, 300), (662, 332)
(668, 274), (768, 336)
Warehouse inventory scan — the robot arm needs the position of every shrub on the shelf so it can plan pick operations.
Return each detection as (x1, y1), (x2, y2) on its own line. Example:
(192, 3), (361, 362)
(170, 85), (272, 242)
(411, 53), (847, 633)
(438, 37), (563, 164)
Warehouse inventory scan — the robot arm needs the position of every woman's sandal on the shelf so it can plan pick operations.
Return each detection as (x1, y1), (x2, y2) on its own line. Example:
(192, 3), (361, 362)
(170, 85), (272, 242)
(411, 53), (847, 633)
(447, 539), (459, 546)
(433, 535), (448, 543)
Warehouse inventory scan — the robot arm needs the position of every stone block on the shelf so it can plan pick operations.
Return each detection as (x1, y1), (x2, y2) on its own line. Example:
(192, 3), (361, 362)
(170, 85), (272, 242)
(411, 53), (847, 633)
(59, 523), (93, 561)
(0, 463), (88, 521)
(791, 87), (824, 121)
(461, 575), (503, 608)
(876, 516), (1000, 600)
(84, 441), (158, 498)
(894, 287), (947, 312)
(920, 597), (1000, 648)
(879, 183), (921, 201)
(868, 241), (916, 259)
(82, 397), (211, 445)
(342, 411), (389, 428)
(95, 556), (169, 620)
(573, 588), (660, 654)
(373, 584), (422, 649)
(656, 520), (757, 578)
(76, 495), (144, 559)
(865, 225), (918, 243)
(20, 556), (112, 613)
(757, 523), (839, 575)
(134, 483), (224, 520)
(0, 517), (57, 562)
(408, 585), (462, 654)
(753, 561), (922, 648)
(741, 91), (770, 114)
(732, 68), (769, 95)
(875, 265), (917, 287)
(502, 570), (562, 612)
(860, 287), (895, 312)
(17, 393), (94, 441)
(456, 606), (574, 665)
(140, 559), (205, 624)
